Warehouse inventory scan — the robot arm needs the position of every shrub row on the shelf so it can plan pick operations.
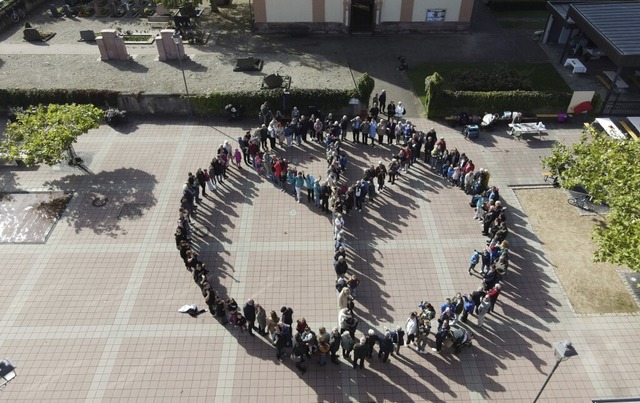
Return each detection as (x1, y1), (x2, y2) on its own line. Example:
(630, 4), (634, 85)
(0, 73), (375, 118)
(191, 73), (374, 116)
(0, 88), (120, 110)
(191, 88), (353, 117)
(424, 73), (572, 118)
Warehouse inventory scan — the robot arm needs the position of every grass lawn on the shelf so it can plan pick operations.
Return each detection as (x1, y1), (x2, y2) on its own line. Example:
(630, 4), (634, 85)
(516, 188), (638, 314)
(407, 62), (571, 105)
(492, 9), (548, 30)
(499, 20), (546, 29)
(491, 9), (549, 19)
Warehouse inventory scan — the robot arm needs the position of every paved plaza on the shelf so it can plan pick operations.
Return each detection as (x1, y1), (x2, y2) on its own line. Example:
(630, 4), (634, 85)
(1, 114), (640, 402)
(2, 2), (640, 402)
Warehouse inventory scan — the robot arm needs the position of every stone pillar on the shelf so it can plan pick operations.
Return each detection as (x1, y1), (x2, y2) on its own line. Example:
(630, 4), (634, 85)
(156, 29), (188, 62)
(97, 29), (130, 61)
(343, 0), (350, 28)
(374, 0), (383, 26)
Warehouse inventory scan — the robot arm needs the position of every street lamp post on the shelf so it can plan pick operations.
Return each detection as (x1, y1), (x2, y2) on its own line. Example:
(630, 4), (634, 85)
(172, 32), (189, 96)
(533, 340), (578, 403)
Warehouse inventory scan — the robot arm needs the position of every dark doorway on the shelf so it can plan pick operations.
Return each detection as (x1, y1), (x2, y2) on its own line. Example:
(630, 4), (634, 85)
(350, 0), (374, 33)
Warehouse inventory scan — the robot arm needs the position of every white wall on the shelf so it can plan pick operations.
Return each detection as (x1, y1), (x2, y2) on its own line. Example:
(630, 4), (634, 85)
(325, 0), (343, 23)
(265, 0), (313, 22)
(412, 0), (462, 22)
(568, 91), (595, 113)
(381, 0), (402, 22)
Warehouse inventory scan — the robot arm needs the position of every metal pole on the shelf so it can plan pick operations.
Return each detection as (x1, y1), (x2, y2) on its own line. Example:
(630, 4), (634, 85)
(532, 358), (561, 403)
(177, 51), (189, 96)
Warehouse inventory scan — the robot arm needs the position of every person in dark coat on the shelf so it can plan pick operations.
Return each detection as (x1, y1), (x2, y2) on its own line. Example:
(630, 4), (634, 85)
(329, 327), (341, 364)
(353, 337), (369, 369)
(280, 306), (294, 326)
(471, 287), (487, 314)
(387, 101), (396, 120)
(275, 323), (291, 362)
(378, 331), (394, 363)
(378, 89), (387, 112)
(243, 299), (256, 336)
(334, 255), (349, 278)
(366, 329), (379, 358)
(433, 319), (450, 353)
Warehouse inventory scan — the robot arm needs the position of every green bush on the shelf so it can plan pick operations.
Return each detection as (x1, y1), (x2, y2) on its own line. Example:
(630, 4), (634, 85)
(426, 89), (572, 118)
(355, 73), (375, 105)
(191, 88), (355, 117)
(0, 88), (120, 110)
(424, 72), (443, 118)
(423, 72), (572, 118)
(190, 72), (375, 117)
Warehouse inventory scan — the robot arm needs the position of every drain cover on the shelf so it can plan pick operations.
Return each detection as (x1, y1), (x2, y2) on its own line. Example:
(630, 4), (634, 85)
(92, 197), (108, 207)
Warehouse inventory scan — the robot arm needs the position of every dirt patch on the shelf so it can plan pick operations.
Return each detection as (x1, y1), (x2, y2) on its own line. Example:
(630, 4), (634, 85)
(0, 192), (72, 243)
(515, 187), (637, 314)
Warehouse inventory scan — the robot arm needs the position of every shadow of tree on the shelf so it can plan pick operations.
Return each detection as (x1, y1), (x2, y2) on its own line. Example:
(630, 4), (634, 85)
(107, 120), (140, 134)
(43, 167), (158, 236)
(0, 167), (20, 193)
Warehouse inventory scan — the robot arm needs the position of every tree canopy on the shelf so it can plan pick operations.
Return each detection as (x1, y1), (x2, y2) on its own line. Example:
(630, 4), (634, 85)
(542, 125), (640, 272)
(0, 103), (103, 166)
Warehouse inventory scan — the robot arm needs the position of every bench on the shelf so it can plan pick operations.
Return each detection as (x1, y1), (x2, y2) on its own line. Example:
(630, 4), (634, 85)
(619, 120), (639, 141)
(233, 56), (264, 72)
(79, 30), (96, 41)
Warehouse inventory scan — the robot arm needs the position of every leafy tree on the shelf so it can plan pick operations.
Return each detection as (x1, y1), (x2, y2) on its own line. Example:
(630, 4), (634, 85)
(542, 125), (640, 272)
(0, 103), (103, 166)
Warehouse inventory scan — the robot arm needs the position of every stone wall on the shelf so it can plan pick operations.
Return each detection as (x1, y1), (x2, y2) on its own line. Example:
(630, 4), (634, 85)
(253, 22), (348, 35)
(253, 21), (469, 34)
(376, 21), (470, 33)
(118, 93), (193, 116)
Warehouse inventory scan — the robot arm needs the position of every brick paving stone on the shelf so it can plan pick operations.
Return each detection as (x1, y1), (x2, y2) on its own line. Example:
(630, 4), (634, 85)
(2, 116), (640, 403)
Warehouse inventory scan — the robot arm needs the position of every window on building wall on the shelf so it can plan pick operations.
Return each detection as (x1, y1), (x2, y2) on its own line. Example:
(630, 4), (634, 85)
(426, 9), (446, 22)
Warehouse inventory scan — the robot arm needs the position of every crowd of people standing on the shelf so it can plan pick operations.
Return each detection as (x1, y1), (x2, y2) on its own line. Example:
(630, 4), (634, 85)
(172, 96), (511, 374)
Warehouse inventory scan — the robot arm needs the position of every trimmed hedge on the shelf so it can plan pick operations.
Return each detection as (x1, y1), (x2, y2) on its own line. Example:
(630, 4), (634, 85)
(0, 73), (375, 117)
(424, 73), (572, 118)
(0, 88), (120, 110)
(191, 88), (354, 117)
(191, 73), (375, 116)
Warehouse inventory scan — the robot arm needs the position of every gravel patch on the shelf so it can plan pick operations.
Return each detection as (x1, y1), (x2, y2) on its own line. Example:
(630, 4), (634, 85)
(0, 2), (355, 94)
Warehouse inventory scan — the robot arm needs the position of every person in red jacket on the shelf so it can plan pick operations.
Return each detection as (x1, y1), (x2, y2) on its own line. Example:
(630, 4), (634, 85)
(487, 283), (501, 313)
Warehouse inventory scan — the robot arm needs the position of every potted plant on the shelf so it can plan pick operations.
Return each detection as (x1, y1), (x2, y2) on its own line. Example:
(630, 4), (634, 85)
(104, 107), (126, 125)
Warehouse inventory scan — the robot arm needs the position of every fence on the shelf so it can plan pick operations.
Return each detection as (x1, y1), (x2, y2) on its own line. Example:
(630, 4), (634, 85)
(600, 100), (640, 116)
